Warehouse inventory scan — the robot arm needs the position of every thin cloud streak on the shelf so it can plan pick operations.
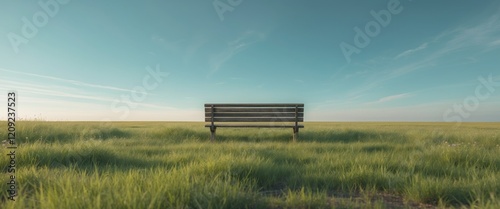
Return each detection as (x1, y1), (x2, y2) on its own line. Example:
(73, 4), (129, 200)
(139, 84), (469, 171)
(348, 12), (500, 97)
(395, 43), (428, 59)
(0, 79), (175, 111)
(308, 100), (500, 122)
(433, 13), (500, 57)
(377, 93), (411, 103)
(209, 31), (266, 75)
(490, 39), (500, 46)
(0, 68), (136, 93)
(0, 96), (182, 121)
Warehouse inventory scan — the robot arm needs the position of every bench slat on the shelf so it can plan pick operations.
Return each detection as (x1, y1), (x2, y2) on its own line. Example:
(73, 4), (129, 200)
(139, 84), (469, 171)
(205, 124), (304, 128)
(205, 113), (304, 118)
(204, 107), (304, 113)
(205, 104), (304, 107)
(205, 117), (304, 122)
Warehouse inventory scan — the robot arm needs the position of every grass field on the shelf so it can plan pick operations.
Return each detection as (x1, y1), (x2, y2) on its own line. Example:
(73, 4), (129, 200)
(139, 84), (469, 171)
(1, 121), (499, 208)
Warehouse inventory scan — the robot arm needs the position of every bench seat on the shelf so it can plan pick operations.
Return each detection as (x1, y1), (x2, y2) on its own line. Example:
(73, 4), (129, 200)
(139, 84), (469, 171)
(204, 124), (305, 128)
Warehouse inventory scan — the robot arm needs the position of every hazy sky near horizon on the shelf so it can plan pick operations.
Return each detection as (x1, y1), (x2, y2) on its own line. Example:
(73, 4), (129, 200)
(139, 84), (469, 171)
(1, 0), (500, 122)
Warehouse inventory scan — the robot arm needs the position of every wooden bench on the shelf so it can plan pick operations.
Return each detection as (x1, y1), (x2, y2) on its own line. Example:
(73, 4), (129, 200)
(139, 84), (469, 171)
(205, 103), (304, 142)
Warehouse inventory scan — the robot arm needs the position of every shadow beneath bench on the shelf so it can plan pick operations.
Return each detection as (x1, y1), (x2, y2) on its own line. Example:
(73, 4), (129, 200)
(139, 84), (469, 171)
(212, 128), (406, 143)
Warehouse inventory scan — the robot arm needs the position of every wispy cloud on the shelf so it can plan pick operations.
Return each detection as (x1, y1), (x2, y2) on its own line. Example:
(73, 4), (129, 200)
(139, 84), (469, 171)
(344, 70), (370, 79)
(278, 97), (500, 121)
(0, 95), (180, 121)
(407, 12), (500, 66)
(363, 93), (412, 106)
(366, 11), (500, 89)
(490, 39), (500, 46)
(433, 13), (500, 56)
(0, 79), (172, 110)
(0, 82), (114, 103)
(0, 68), (135, 93)
(348, 12), (500, 97)
(377, 93), (411, 103)
(309, 101), (451, 122)
(395, 42), (428, 59)
(0, 69), (175, 118)
(209, 31), (266, 75)
(346, 60), (432, 97)
(311, 94), (366, 109)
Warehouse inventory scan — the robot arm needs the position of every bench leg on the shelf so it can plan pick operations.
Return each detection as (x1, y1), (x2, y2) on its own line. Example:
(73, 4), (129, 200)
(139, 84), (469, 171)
(210, 127), (216, 142)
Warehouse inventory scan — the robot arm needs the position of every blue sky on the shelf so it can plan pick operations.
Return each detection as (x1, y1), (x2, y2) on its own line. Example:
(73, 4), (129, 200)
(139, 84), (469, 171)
(1, 0), (500, 122)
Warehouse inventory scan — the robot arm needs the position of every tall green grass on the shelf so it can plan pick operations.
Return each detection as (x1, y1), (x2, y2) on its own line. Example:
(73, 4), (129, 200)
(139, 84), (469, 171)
(1, 121), (499, 208)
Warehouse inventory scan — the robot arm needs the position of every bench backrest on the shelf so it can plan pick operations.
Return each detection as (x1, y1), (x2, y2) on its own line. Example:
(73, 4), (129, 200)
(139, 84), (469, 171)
(204, 104), (304, 123)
